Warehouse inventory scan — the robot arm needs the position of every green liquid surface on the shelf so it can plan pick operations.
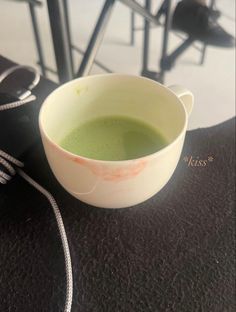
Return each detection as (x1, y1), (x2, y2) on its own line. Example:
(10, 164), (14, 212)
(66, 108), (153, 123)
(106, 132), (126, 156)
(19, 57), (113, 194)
(60, 116), (168, 161)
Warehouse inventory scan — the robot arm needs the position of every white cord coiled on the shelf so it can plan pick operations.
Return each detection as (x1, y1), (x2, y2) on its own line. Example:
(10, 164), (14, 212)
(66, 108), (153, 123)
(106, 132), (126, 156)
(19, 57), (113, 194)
(0, 66), (73, 312)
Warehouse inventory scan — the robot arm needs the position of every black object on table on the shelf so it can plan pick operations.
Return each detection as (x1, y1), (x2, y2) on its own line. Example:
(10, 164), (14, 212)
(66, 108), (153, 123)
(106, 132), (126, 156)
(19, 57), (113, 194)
(0, 56), (235, 312)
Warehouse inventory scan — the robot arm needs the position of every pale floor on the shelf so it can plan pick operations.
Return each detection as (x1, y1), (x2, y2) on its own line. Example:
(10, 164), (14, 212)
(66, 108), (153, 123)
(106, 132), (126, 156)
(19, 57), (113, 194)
(0, 0), (235, 130)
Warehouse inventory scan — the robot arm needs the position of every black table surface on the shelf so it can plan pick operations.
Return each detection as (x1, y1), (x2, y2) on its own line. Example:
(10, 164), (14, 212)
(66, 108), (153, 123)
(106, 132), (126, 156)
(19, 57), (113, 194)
(0, 56), (235, 312)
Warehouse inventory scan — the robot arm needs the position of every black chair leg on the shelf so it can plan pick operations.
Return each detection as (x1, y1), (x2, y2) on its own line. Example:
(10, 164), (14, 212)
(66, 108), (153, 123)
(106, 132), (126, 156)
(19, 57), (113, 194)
(28, 2), (47, 77)
(76, 0), (116, 77)
(161, 36), (195, 70)
(46, 0), (73, 83)
(130, 10), (135, 45)
(200, 0), (215, 65)
(62, 0), (75, 76)
(159, 0), (173, 82)
(141, 0), (162, 82)
(200, 44), (207, 65)
(142, 0), (151, 73)
(155, 0), (168, 22)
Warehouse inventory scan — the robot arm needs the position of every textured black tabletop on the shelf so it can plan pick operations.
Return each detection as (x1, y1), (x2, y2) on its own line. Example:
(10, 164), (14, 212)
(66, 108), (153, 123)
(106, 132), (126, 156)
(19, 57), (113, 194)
(0, 56), (235, 312)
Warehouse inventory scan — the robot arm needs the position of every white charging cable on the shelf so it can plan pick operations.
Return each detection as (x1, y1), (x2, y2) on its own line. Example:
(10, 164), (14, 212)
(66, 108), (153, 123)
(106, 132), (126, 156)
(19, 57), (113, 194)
(0, 66), (73, 312)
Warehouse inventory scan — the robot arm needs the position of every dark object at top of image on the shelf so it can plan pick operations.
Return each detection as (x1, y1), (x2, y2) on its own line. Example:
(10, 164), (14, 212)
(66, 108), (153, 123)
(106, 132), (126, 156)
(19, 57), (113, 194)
(172, 0), (235, 47)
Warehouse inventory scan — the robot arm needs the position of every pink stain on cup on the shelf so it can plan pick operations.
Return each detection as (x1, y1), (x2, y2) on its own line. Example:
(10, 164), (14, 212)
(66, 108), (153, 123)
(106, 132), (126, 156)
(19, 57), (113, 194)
(73, 156), (147, 182)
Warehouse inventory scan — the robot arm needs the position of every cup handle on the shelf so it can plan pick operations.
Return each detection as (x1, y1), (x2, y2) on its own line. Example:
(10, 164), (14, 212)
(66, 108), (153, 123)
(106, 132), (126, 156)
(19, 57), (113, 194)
(168, 85), (194, 116)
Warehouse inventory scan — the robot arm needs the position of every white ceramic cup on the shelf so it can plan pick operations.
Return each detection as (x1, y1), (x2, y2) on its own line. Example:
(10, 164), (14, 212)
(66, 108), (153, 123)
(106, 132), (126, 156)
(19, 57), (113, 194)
(39, 74), (193, 208)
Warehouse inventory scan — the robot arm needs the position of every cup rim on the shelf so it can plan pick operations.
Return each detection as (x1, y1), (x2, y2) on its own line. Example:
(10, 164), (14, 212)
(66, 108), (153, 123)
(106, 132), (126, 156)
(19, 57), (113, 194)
(39, 73), (188, 164)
